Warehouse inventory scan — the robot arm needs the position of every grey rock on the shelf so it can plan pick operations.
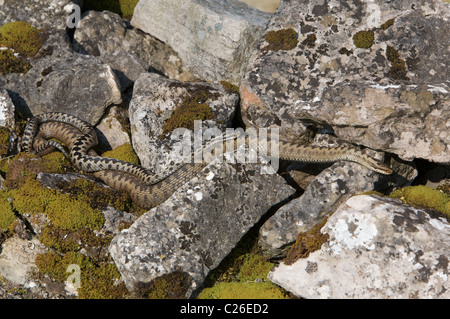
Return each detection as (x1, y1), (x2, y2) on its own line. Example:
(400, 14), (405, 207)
(1, 30), (122, 124)
(102, 206), (136, 235)
(259, 158), (384, 258)
(0, 0), (82, 30)
(269, 195), (450, 299)
(241, 0), (450, 163)
(0, 88), (15, 129)
(109, 155), (295, 297)
(131, 0), (272, 84)
(0, 236), (47, 286)
(73, 10), (193, 87)
(95, 106), (131, 151)
(128, 72), (238, 171)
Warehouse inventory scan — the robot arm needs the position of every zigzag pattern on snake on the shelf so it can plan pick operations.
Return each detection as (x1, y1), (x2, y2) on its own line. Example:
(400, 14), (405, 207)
(21, 112), (393, 209)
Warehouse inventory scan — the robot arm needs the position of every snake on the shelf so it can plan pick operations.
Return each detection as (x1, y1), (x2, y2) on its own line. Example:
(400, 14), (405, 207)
(20, 112), (393, 209)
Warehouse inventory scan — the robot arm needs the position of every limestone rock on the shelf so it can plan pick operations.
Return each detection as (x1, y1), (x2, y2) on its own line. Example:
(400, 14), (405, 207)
(128, 72), (238, 172)
(258, 158), (383, 258)
(0, 88), (15, 129)
(0, 0), (82, 30)
(0, 236), (47, 286)
(131, 0), (272, 84)
(1, 30), (122, 124)
(269, 195), (450, 299)
(109, 155), (295, 297)
(241, 0), (449, 163)
(96, 106), (131, 151)
(73, 10), (192, 88)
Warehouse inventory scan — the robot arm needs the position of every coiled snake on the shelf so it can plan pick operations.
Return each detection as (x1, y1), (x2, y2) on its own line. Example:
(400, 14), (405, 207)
(20, 112), (393, 209)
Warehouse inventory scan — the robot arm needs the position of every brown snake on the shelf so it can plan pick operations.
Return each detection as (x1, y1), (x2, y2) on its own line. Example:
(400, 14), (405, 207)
(21, 113), (392, 209)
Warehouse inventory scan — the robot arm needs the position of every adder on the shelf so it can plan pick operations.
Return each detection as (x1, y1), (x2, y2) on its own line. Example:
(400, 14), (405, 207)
(20, 112), (393, 209)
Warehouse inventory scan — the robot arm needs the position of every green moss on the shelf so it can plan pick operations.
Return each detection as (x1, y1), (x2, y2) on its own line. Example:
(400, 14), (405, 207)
(145, 271), (193, 299)
(284, 216), (330, 265)
(78, 262), (128, 299)
(198, 282), (289, 299)
(102, 143), (140, 166)
(59, 177), (133, 212)
(0, 127), (10, 158)
(352, 30), (374, 49)
(0, 49), (31, 74)
(380, 18), (395, 30)
(385, 45), (408, 80)
(219, 81), (239, 95)
(438, 183), (450, 196)
(389, 185), (450, 218)
(35, 250), (127, 298)
(263, 28), (298, 52)
(4, 151), (71, 189)
(161, 90), (216, 136)
(83, 0), (139, 20)
(12, 177), (104, 231)
(0, 21), (46, 56)
(0, 192), (16, 232)
(236, 254), (275, 283)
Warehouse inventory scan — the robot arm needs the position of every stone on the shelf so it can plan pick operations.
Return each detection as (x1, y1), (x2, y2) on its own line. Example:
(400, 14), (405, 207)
(268, 195), (450, 299)
(258, 157), (383, 258)
(109, 154), (295, 297)
(0, 0), (82, 30)
(1, 30), (122, 124)
(95, 106), (132, 151)
(0, 88), (15, 129)
(128, 72), (238, 171)
(131, 0), (272, 84)
(0, 236), (47, 286)
(73, 10), (192, 88)
(241, 0), (450, 163)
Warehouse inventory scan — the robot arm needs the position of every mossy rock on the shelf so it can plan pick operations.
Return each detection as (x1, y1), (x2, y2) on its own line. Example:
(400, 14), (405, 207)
(389, 185), (450, 218)
(12, 177), (105, 231)
(160, 90), (216, 136)
(3, 151), (71, 189)
(83, 0), (139, 20)
(145, 271), (193, 299)
(284, 216), (330, 265)
(197, 281), (289, 299)
(35, 251), (127, 298)
(352, 30), (374, 49)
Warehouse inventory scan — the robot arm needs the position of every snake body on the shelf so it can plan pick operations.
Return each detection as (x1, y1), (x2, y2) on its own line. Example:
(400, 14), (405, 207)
(21, 112), (393, 209)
